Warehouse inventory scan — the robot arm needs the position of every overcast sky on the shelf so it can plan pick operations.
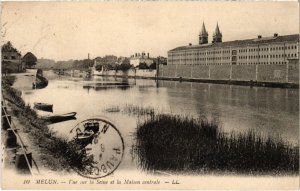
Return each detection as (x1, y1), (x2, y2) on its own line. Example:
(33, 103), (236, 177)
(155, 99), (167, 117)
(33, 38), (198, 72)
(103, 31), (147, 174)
(1, 2), (299, 61)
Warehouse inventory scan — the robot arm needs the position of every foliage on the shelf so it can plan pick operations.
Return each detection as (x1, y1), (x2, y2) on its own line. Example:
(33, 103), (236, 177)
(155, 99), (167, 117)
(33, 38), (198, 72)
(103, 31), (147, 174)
(149, 62), (156, 70)
(1, 41), (19, 53)
(115, 63), (132, 71)
(138, 63), (149, 70)
(23, 52), (37, 68)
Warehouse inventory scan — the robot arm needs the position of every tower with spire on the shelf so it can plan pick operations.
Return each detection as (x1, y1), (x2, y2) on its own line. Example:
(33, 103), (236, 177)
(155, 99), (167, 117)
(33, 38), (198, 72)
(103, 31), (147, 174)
(199, 22), (208, 45)
(212, 23), (222, 43)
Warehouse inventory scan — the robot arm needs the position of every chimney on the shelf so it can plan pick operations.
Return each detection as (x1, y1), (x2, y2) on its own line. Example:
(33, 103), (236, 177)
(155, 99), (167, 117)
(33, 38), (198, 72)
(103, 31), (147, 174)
(274, 33), (278, 37)
(147, 53), (149, 58)
(135, 53), (137, 57)
(258, 35), (262, 39)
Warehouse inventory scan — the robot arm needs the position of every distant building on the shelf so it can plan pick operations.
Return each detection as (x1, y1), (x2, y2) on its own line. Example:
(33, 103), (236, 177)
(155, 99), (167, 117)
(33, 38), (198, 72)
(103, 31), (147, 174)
(1, 41), (24, 72)
(160, 22), (299, 84)
(168, 22), (299, 66)
(130, 52), (153, 67)
(1, 41), (22, 63)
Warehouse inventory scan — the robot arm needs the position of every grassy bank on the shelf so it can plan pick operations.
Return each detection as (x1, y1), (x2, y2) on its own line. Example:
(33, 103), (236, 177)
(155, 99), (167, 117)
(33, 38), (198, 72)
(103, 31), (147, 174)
(134, 114), (299, 175)
(2, 76), (93, 172)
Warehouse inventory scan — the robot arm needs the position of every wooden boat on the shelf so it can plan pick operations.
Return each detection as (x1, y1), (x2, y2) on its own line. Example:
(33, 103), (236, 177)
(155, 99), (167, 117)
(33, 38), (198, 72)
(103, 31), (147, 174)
(42, 112), (77, 124)
(34, 69), (48, 89)
(34, 102), (53, 112)
(83, 122), (100, 134)
(75, 131), (94, 146)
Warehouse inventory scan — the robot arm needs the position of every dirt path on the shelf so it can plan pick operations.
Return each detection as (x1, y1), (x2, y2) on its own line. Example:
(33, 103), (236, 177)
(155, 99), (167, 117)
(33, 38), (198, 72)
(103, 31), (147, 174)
(2, 73), (71, 176)
(3, 98), (69, 176)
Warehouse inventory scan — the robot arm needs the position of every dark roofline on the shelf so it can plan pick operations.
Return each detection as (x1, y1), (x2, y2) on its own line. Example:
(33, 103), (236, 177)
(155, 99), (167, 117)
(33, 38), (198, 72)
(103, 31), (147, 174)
(169, 34), (299, 52)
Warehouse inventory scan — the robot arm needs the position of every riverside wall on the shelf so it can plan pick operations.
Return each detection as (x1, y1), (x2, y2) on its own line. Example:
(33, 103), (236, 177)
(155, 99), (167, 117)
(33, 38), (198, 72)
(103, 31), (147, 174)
(95, 69), (156, 78)
(93, 62), (298, 88)
(159, 63), (299, 85)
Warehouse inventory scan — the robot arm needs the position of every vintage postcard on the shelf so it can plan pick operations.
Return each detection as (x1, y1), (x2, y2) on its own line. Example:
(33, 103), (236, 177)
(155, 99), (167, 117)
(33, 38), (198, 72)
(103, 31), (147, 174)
(1, 1), (299, 190)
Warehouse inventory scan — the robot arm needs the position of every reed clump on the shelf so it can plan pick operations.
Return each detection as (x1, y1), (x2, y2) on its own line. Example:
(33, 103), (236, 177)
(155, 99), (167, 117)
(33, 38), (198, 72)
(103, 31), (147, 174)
(134, 114), (299, 175)
(123, 104), (155, 116)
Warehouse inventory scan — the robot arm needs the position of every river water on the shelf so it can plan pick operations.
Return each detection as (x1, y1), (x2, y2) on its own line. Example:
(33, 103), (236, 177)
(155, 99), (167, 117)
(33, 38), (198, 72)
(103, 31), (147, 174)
(15, 70), (299, 173)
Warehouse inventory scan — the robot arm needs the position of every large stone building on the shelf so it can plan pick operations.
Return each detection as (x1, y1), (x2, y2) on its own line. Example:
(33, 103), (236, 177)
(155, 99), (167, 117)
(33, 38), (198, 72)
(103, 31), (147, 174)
(161, 23), (299, 84)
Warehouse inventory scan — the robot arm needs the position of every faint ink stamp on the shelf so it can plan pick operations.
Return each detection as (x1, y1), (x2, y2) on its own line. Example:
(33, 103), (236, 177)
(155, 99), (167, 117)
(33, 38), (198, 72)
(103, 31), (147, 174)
(70, 118), (124, 179)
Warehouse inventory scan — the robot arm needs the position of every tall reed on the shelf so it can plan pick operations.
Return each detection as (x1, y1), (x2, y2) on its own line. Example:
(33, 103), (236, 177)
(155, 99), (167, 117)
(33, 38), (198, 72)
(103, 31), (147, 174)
(134, 114), (299, 175)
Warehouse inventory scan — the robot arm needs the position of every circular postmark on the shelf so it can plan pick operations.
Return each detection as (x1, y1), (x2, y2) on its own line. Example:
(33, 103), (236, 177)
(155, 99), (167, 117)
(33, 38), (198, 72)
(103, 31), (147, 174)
(69, 117), (124, 179)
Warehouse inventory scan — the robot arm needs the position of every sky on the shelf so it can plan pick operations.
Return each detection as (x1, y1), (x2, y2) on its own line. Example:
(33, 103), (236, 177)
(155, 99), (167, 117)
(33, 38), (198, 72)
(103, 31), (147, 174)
(1, 2), (299, 61)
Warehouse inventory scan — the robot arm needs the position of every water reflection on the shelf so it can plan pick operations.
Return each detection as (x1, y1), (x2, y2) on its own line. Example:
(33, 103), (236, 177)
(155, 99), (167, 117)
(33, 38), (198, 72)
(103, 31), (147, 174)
(158, 80), (299, 143)
(18, 72), (299, 171)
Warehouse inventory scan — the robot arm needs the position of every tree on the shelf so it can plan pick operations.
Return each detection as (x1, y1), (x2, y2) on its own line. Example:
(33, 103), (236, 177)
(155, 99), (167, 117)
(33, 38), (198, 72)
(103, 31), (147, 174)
(149, 62), (156, 70)
(138, 63), (149, 70)
(116, 63), (132, 71)
(22, 52), (37, 68)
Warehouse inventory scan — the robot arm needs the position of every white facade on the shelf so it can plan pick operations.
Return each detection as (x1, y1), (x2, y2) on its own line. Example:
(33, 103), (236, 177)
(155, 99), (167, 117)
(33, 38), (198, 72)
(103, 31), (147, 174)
(130, 52), (153, 67)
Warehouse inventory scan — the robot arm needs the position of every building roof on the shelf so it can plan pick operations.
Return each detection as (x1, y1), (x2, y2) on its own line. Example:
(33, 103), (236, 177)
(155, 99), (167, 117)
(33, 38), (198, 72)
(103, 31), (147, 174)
(169, 34), (299, 52)
(213, 23), (222, 37)
(199, 22), (208, 36)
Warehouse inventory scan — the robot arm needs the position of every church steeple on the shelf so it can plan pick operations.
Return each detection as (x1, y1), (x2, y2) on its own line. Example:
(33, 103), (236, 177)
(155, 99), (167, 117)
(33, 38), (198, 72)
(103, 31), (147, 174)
(199, 22), (208, 45)
(213, 23), (222, 43)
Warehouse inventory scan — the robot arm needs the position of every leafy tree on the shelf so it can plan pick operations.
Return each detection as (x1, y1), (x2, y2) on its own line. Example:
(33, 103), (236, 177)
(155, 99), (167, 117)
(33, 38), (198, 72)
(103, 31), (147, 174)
(23, 52), (37, 68)
(138, 63), (149, 70)
(95, 64), (102, 71)
(149, 62), (156, 70)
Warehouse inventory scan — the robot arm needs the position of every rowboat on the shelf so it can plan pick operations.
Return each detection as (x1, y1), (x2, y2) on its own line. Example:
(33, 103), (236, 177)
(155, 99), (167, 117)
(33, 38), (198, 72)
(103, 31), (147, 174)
(34, 102), (53, 112)
(75, 131), (95, 146)
(42, 112), (77, 124)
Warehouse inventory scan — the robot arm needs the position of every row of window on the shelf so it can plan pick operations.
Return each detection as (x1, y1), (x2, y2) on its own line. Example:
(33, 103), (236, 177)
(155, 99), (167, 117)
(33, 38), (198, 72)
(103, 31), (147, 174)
(170, 57), (232, 62)
(239, 45), (298, 52)
(170, 53), (298, 62)
(3, 56), (18, 59)
(169, 61), (288, 65)
(169, 50), (296, 57)
(170, 44), (298, 57)
(239, 61), (287, 65)
(175, 50), (231, 56)
(239, 53), (298, 59)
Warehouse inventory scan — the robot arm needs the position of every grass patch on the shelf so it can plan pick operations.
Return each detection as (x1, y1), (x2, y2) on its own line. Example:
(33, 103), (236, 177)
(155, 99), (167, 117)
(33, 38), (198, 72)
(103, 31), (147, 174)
(2, 76), (93, 172)
(104, 105), (121, 113)
(134, 114), (299, 175)
(123, 104), (155, 116)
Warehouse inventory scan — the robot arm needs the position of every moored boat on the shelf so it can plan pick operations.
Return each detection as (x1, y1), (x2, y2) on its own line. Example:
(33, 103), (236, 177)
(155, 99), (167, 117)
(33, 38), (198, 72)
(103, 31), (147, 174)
(42, 112), (77, 124)
(34, 102), (53, 112)
(75, 131), (95, 146)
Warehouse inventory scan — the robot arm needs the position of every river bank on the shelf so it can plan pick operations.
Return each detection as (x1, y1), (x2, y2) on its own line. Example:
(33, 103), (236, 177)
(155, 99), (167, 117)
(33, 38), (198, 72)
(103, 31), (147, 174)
(93, 74), (299, 89)
(2, 75), (91, 174)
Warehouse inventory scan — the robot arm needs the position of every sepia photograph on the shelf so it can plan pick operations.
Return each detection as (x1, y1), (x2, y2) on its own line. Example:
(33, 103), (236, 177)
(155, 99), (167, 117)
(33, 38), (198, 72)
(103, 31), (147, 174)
(1, 1), (299, 189)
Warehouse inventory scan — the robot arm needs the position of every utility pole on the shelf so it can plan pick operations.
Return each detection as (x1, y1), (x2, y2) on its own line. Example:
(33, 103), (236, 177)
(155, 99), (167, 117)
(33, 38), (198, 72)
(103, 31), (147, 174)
(156, 56), (160, 80)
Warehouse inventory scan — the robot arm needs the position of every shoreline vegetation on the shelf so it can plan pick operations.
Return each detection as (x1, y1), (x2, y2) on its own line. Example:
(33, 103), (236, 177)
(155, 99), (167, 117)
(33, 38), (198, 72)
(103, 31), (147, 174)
(2, 76), (92, 172)
(133, 113), (299, 175)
